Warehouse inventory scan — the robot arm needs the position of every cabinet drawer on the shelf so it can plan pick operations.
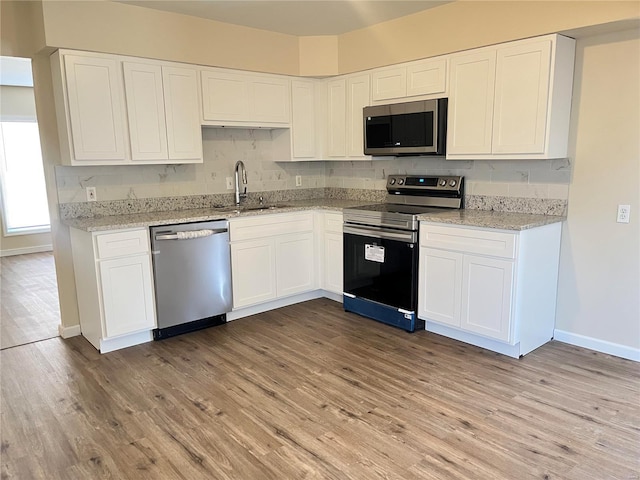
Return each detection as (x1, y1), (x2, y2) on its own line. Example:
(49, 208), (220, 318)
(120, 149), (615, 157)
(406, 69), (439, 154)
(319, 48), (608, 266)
(95, 229), (150, 259)
(420, 224), (516, 259)
(324, 213), (343, 233)
(230, 213), (313, 242)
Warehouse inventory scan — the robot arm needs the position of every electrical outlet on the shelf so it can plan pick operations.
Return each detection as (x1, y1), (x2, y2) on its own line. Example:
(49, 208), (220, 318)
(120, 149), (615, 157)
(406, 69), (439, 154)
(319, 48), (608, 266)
(226, 177), (234, 190)
(295, 175), (302, 187)
(86, 187), (97, 202)
(617, 204), (631, 223)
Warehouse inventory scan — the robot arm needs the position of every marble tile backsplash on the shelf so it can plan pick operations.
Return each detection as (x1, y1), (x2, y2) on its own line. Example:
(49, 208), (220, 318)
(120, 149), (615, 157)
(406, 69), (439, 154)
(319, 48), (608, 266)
(55, 128), (571, 217)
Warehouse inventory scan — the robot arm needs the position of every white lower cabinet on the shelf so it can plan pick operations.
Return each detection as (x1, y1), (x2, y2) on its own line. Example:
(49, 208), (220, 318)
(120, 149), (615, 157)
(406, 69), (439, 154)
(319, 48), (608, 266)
(70, 227), (156, 353)
(418, 222), (562, 358)
(230, 238), (277, 307)
(230, 213), (316, 309)
(321, 212), (343, 295)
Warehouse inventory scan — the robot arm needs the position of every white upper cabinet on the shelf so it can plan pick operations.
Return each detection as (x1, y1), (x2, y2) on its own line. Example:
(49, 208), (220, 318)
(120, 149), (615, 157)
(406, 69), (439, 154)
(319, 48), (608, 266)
(59, 54), (127, 163)
(326, 74), (371, 160)
(447, 34), (575, 160)
(372, 56), (447, 102)
(346, 74), (371, 158)
(123, 62), (168, 161)
(491, 39), (551, 155)
(52, 50), (203, 165)
(200, 69), (290, 127)
(290, 79), (320, 159)
(447, 50), (497, 155)
(406, 57), (447, 98)
(371, 67), (407, 101)
(326, 78), (347, 157)
(162, 66), (202, 162)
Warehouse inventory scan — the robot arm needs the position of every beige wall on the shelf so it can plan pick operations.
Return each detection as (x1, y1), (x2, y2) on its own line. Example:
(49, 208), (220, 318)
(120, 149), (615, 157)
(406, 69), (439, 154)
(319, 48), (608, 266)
(337, 1), (640, 73)
(39, 0), (301, 75)
(555, 29), (640, 351)
(0, 85), (53, 255)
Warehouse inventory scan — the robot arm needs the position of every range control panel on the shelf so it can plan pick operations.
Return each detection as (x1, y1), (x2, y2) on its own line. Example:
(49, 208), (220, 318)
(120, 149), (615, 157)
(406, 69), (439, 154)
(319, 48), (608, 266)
(387, 175), (463, 192)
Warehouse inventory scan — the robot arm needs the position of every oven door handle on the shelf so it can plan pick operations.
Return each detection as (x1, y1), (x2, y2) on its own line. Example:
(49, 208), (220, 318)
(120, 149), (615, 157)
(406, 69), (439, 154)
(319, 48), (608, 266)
(343, 225), (417, 243)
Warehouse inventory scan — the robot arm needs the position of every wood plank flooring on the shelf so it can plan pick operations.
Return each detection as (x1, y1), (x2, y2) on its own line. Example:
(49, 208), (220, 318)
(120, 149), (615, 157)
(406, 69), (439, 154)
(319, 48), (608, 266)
(0, 252), (60, 349)
(1, 298), (639, 479)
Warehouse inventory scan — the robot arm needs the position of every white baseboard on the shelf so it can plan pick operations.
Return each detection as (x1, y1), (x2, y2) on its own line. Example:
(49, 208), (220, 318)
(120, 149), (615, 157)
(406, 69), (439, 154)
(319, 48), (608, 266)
(554, 329), (640, 362)
(58, 324), (81, 339)
(0, 244), (53, 257)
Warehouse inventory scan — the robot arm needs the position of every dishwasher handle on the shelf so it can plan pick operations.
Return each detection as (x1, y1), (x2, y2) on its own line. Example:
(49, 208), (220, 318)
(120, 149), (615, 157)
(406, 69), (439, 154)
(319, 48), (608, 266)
(154, 228), (228, 241)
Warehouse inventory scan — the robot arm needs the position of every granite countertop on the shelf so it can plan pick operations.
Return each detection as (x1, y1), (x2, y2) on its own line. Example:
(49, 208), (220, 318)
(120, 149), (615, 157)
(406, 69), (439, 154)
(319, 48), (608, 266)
(63, 199), (565, 233)
(418, 209), (565, 231)
(62, 199), (370, 232)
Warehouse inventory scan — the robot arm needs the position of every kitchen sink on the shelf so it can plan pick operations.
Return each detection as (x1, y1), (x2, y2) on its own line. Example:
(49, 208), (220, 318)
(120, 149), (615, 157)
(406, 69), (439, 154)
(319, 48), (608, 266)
(241, 204), (292, 211)
(212, 204), (293, 214)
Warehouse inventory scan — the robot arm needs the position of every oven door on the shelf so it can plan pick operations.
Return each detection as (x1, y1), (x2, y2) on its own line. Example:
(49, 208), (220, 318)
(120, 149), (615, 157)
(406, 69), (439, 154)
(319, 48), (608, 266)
(343, 224), (418, 312)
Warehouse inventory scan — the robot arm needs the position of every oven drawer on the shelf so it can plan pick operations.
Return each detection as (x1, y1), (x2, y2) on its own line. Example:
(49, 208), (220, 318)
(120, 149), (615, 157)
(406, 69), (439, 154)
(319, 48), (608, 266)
(420, 224), (517, 259)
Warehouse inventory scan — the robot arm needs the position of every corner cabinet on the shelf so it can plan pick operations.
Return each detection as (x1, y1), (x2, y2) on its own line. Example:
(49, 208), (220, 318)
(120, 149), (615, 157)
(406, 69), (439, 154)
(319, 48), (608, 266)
(229, 212), (316, 309)
(69, 227), (156, 353)
(446, 34), (575, 160)
(325, 73), (371, 161)
(51, 50), (203, 166)
(418, 222), (562, 358)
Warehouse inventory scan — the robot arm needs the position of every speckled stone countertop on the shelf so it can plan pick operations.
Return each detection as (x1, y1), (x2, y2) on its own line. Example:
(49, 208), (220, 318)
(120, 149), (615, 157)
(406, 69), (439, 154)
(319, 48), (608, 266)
(418, 209), (565, 231)
(63, 198), (565, 233)
(62, 199), (369, 232)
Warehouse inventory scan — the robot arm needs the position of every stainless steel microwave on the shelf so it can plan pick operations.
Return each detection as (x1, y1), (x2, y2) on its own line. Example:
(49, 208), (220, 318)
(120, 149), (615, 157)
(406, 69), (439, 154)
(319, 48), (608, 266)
(363, 98), (447, 156)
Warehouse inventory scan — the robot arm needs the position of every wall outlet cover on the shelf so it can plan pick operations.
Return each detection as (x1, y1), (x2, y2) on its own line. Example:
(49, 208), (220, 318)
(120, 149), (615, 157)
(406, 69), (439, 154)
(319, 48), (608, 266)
(86, 187), (97, 202)
(617, 204), (631, 223)
(295, 175), (302, 187)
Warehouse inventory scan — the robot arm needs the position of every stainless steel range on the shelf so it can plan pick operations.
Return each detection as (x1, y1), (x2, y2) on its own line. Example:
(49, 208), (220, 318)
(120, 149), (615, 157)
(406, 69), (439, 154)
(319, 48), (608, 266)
(343, 175), (464, 332)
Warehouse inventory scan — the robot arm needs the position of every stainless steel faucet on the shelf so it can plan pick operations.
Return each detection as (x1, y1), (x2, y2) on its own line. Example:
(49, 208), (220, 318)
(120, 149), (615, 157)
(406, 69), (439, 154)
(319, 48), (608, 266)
(234, 160), (248, 205)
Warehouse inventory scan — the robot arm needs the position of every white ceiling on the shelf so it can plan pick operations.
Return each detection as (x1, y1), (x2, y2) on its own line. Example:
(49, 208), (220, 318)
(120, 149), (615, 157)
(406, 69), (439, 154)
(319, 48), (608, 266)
(116, 0), (452, 36)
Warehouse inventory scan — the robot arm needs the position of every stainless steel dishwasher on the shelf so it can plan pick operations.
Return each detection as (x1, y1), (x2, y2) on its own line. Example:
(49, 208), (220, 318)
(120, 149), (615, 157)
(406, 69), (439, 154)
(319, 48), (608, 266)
(150, 220), (232, 340)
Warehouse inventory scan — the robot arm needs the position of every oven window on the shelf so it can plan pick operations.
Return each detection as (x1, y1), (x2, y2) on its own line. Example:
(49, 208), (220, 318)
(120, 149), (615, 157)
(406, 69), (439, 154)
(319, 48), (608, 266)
(343, 233), (418, 311)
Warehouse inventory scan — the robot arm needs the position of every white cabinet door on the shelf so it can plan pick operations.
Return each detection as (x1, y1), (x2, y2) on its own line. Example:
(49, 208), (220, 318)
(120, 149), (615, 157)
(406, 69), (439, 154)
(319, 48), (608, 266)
(99, 254), (156, 338)
(231, 239), (277, 308)
(447, 50), (497, 155)
(371, 67), (406, 101)
(492, 39), (552, 154)
(327, 78), (346, 157)
(252, 77), (290, 124)
(291, 79), (317, 159)
(324, 231), (343, 294)
(63, 55), (126, 162)
(461, 255), (514, 342)
(418, 247), (463, 327)
(346, 74), (371, 158)
(162, 66), (203, 161)
(276, 232), (315, 297)
(406, 57), (447, 97)
(201, 70), (250, 122)
(123, 62), (168, 161)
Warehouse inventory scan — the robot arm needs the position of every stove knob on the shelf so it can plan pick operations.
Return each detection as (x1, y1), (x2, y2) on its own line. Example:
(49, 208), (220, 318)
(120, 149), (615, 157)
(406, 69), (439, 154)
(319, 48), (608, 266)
(389, 178), (396, 185)
(397, 178), (404, 185)
(449, 180), (457, 187)
(439, 179), (447, 187)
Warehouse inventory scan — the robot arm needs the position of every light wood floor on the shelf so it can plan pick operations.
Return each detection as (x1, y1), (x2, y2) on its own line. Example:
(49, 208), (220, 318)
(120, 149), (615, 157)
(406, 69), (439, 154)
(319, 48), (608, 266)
(1, 298), (638, 479)
(0, 252), (60, 350)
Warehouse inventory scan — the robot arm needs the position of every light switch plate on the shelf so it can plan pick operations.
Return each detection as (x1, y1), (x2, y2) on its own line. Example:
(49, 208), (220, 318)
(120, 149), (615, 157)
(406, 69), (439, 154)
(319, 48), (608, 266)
(226, 177), (234, 190)
(86, 187), (97, 202)
(295, 175), (302, 187)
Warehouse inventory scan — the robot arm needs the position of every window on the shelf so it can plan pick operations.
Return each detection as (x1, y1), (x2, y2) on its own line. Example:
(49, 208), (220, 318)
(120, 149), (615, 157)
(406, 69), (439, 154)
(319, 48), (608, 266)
(0, 121), (50, 235)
